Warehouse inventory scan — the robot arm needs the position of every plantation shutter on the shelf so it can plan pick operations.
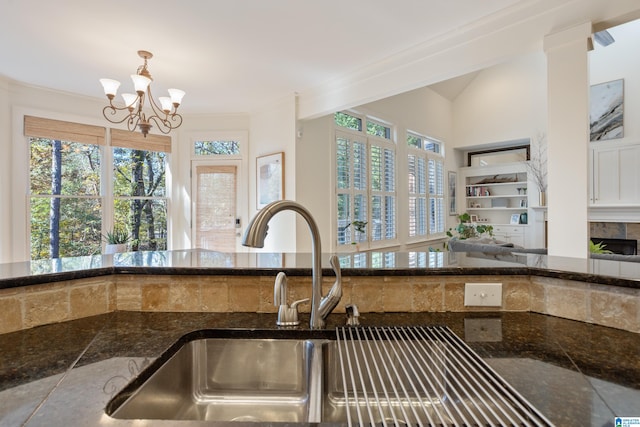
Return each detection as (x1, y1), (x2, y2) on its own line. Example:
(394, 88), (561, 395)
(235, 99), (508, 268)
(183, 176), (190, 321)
(24, 116), (105, 145)
(110, 129), (172, 153)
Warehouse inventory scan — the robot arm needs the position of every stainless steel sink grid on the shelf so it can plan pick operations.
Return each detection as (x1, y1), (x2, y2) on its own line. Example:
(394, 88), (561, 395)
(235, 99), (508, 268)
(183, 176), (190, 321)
(325, 325), (554, 427)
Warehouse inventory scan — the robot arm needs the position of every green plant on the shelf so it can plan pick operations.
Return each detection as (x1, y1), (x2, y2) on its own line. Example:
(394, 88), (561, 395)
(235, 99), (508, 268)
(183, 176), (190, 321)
(446, 212), (493, 240)
(343, 220), (368, 244)
(346, 220), (367, 234)
(103, 226), (131, 245)
(589, 240), (612, 254)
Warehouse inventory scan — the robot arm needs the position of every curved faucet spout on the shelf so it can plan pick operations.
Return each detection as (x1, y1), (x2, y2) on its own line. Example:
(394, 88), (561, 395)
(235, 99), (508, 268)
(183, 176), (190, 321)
(242, 200), (340, 329)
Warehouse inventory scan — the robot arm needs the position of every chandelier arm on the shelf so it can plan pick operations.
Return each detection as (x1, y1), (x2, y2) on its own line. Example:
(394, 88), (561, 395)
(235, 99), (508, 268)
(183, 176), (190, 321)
(145, 85), (170, 118)
(102, 105), (137, 126)
(127, 114), (142, 132)
(146, 115), (172, 134)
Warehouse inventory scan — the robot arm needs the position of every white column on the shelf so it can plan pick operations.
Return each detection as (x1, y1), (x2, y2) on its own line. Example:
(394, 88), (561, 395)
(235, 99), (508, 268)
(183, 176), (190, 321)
(543, 23), (592, 258)
(0, 78), (10, 263)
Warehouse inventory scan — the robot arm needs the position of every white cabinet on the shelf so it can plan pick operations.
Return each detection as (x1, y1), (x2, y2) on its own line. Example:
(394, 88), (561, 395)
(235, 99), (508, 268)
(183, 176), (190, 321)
(591, 143), (640, 205)
(492, 225), (525, 246)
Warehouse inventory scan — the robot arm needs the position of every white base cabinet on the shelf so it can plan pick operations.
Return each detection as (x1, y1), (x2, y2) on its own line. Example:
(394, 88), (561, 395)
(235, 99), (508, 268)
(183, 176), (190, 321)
(492, 225), (526, 247)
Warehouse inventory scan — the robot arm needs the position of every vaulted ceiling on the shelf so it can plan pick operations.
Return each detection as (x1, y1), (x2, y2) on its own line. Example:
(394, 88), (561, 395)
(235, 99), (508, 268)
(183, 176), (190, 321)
(0, 0), (638, 117)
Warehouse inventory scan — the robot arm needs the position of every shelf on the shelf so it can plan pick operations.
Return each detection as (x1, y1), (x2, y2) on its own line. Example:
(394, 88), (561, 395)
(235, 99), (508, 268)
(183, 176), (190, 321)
(466, 195), (527, 199)
(467, 207), (527, 211)
(465, 181), (527, 187)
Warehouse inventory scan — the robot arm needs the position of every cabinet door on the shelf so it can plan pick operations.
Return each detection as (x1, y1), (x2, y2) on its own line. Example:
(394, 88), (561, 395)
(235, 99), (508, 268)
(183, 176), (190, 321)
(592, 144), (640, 204)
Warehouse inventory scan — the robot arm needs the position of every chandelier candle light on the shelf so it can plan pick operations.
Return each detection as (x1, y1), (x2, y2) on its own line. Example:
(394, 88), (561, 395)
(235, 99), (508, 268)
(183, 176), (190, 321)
(100, 50), (185, 137)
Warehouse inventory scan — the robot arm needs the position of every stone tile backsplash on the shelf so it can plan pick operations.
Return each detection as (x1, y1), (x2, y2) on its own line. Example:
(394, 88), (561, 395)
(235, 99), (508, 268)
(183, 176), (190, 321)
(1, 273), (638, 335)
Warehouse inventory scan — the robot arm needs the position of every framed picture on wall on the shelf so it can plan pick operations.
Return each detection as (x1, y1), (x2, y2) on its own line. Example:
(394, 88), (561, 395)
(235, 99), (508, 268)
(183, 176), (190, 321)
(590, 79), (624, 141)
(256, 152), (284, 209)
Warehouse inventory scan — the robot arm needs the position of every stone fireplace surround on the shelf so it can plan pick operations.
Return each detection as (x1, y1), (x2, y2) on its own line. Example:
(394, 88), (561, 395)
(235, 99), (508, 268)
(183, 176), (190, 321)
(590, 221), (640, 254)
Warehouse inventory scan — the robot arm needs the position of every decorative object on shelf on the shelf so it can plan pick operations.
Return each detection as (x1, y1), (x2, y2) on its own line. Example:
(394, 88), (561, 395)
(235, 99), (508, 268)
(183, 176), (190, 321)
(103, 226), (131, 254)
(448, 171), (457, 215)
(510, 213), (521, 225)
(256, 152), (284, 208)
(446, 213), (493, 241)
(523, 133), (547, 206)
(100, 50), (185, 137)
(519, 212), (528, 224)
(590, 78), (623, 141)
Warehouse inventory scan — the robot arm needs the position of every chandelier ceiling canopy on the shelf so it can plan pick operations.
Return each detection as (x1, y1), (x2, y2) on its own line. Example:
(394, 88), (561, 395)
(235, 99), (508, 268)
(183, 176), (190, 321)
(99, 50), (185, 137)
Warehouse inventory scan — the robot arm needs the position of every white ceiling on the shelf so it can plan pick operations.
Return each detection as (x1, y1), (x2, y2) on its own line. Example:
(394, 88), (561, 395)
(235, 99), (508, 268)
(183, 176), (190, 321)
(0, 1), (638, 115)
(0, 0), (530, 114)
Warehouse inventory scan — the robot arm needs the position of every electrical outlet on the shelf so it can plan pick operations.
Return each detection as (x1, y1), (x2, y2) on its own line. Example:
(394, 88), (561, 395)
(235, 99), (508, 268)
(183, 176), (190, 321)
(464, 283), (502, 307)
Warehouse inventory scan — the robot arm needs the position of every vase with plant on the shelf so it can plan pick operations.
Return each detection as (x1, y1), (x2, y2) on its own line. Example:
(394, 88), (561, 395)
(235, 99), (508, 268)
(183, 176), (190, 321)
(524, 132), (547, 206)
(343, 220), (367, 251)
(103, 226), (130, 254)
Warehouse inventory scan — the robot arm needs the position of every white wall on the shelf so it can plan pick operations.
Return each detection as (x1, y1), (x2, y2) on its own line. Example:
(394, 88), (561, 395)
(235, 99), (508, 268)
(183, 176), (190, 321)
(295, 115), (333, 253)
(453, 52), (548, 148)
(247, 94), (298, 253)
(0, 78), (11, 263)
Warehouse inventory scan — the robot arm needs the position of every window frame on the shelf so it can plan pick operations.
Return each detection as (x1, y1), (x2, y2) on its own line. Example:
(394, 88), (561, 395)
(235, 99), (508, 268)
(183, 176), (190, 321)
(334, 111), (399, 251)
(23, 115), (173, 259)
(406, 131), (446, 243)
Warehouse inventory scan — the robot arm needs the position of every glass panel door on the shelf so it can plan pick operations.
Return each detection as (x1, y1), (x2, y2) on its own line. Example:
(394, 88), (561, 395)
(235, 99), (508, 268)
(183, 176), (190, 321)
(193, 164), (238, 252)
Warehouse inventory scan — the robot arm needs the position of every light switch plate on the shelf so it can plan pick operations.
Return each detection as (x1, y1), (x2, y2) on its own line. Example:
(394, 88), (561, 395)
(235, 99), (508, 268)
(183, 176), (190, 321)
(464, 283), (502, 307)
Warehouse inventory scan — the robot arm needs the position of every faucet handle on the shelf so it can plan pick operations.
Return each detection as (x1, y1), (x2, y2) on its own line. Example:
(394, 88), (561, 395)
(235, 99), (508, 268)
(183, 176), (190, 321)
(290, 298), (310, 309)
(276, 298), (309, 327)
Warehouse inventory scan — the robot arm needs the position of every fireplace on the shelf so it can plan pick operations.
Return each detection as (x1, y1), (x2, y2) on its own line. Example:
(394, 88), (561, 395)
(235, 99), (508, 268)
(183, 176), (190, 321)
(590, 237), (638, 255)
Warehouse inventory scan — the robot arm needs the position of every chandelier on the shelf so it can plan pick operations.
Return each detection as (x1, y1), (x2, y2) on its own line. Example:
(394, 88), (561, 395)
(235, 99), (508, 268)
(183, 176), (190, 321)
(99, 50), (185, 137)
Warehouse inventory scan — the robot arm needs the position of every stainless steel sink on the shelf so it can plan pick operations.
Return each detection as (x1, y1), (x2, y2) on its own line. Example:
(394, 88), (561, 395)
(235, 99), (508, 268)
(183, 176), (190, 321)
(110, 338), (321, 422)
(108, 327), (552, 426)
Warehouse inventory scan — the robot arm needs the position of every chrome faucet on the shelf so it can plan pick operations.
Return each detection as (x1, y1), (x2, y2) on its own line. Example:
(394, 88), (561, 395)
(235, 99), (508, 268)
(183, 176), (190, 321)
(242, 200), (342, 329)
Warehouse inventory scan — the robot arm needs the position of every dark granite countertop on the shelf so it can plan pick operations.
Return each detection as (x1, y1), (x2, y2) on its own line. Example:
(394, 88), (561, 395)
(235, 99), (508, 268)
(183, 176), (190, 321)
(1, 249), (639, 290)
(0, 311), (638, 426)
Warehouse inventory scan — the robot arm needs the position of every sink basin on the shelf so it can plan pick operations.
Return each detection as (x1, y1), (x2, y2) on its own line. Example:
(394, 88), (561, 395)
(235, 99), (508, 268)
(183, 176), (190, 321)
(107, 327), (551, 426)
(109, 338), (320, 422)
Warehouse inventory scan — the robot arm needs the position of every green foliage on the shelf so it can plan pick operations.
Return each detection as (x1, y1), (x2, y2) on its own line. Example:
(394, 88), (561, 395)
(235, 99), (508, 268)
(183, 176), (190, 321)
(194, 140), (240, 155)
(334, 112), (362, 131)
(446, 212), (494, 240)
(103, 226), (130, 244)
(589, 240), (613, 254)
(29, 138), (102, 259)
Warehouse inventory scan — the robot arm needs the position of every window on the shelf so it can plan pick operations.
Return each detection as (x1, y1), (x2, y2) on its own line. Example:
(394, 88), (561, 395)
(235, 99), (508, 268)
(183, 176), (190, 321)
(408, 132), (445, 238)
(25, 116), (170, 259)
(26, 117), (104, 259)
(110, 130), (170, 252)
(335, 112), (397, 249)
(194, 140), (241, 156)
